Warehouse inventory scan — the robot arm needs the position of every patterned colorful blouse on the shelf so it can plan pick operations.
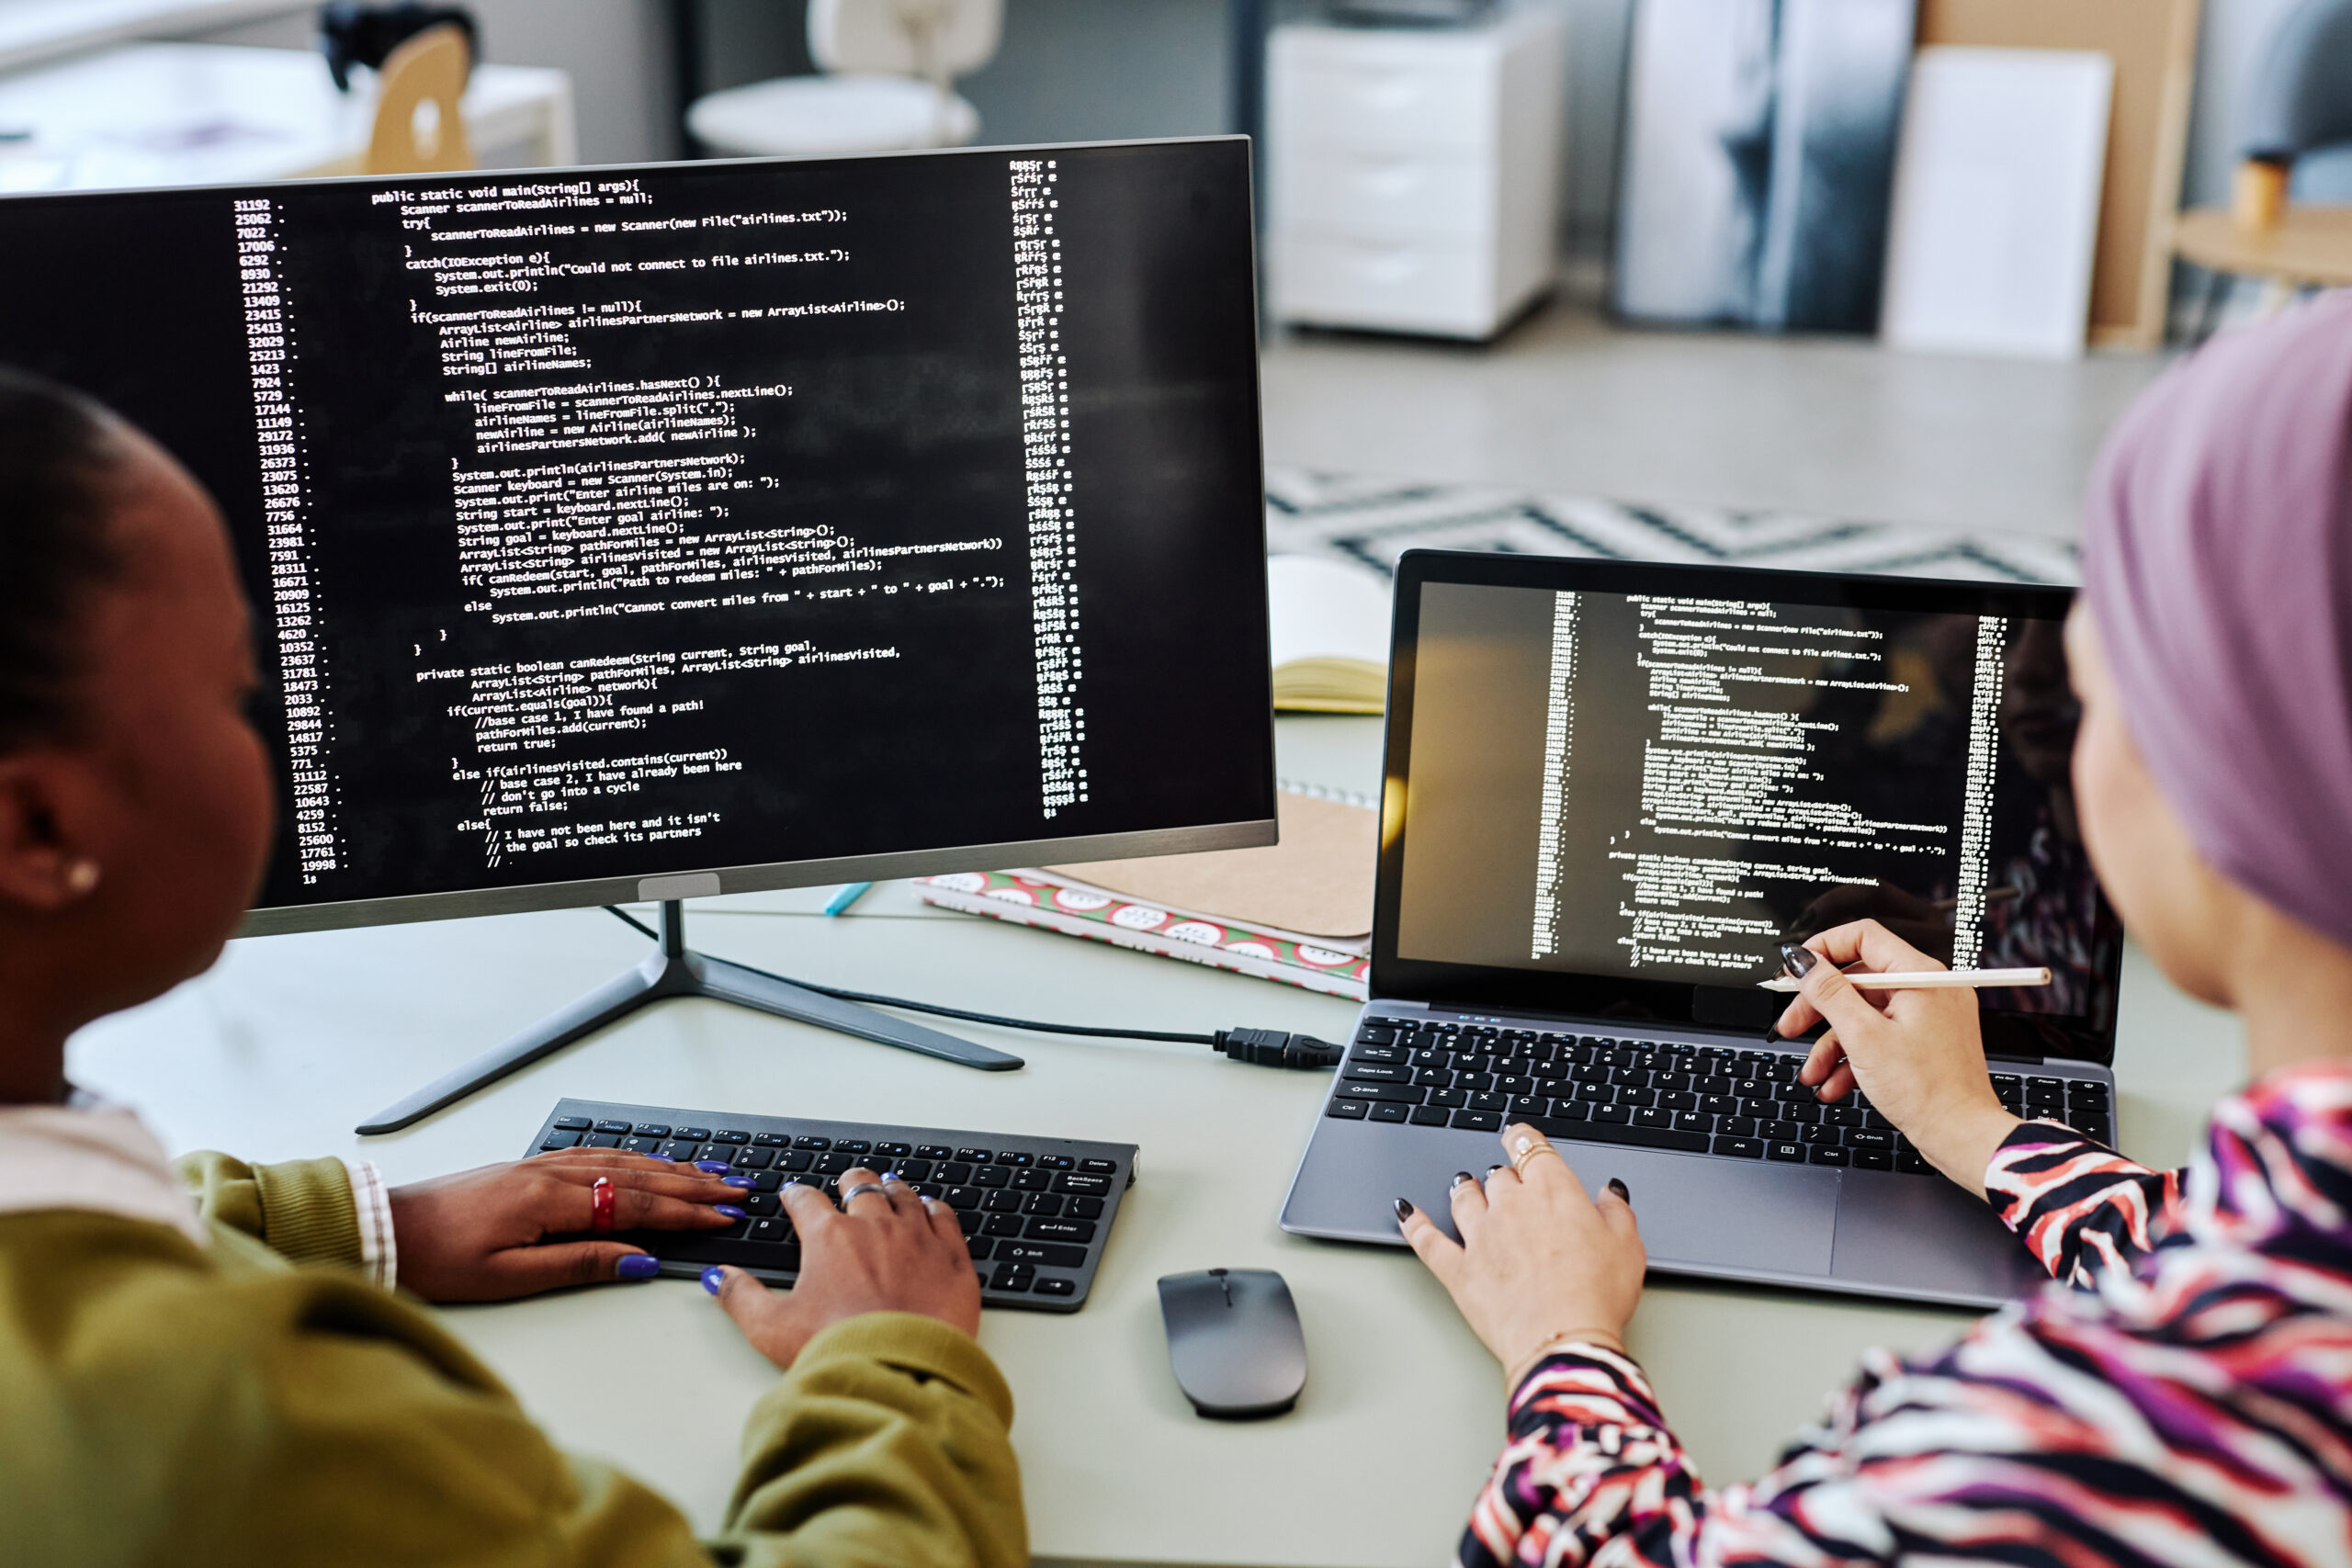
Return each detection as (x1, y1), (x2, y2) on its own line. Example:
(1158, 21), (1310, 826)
(1461, 1065), (2352, 1568)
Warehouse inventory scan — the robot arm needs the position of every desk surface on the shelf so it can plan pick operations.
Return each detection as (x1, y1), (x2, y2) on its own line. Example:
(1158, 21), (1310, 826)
(70, 714), (2246, 1568)
(0, 42), (570, 193)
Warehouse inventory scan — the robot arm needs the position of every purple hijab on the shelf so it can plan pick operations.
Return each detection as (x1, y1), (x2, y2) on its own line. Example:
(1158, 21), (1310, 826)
(2082, 293), (2352, 951)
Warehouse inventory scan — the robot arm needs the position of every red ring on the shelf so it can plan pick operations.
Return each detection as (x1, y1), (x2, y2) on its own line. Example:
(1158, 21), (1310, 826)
(591, 1176), (616, 1234)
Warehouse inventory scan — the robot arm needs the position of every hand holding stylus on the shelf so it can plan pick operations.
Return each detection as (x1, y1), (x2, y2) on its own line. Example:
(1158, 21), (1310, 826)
(1771, 922), (2023, 1190)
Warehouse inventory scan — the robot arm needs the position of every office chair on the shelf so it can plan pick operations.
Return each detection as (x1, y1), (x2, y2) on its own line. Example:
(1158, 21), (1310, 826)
(2173, 0), (2352, 337)
(684, 0), (1005, 158)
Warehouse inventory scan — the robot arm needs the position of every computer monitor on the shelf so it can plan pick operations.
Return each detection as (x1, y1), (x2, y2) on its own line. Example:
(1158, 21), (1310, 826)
(1375, 552), (2122, 1065)
(0, 138), (1275, 1123)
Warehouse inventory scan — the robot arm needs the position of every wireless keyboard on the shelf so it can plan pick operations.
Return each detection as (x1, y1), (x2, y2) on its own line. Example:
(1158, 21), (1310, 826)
(1327, 1021), (2112, 1168)
(526, 1098), (1137, 1313)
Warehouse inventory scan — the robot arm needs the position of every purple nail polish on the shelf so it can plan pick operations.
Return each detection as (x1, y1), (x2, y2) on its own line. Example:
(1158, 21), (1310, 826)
(701, 1266), (726, 1295)
(714, 1204), (745, 1220)
(695, 1160), (731, 1174)
(1778, 941), (1818, 978)
(616, 1254), (660, 1280)
(722, 1173), (755, 1188)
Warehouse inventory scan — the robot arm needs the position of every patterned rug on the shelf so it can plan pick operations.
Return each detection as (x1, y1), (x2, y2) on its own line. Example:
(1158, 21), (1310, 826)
(1263, 467), (2077, 586)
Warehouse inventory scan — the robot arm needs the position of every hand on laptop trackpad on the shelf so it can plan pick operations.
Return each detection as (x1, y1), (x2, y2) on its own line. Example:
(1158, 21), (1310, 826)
(1552, 1145), (1838, 1279)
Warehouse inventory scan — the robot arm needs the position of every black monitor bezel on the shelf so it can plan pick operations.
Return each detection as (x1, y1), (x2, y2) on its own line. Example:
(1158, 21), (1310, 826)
(1371, 548), (2119, 1066)
(0, 136), (1276, 936)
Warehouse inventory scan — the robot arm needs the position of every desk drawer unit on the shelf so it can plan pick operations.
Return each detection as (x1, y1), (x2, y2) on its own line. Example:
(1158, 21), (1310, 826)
(1267, 6), (1566, 340)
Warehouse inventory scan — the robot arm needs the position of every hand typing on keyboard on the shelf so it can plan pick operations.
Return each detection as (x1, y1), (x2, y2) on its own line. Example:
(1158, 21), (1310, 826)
(1779, 919), (2023, 1189)
(703, 1167), (983, 1369)
(390, 1149), (745, 1302)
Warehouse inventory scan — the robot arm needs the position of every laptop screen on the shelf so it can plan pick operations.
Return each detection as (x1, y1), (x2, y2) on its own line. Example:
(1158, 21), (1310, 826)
(1373, 552), (2122, 1064)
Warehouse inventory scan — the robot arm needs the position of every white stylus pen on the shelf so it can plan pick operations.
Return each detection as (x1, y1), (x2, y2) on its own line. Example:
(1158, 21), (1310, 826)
(1757, 965), (2052, 993)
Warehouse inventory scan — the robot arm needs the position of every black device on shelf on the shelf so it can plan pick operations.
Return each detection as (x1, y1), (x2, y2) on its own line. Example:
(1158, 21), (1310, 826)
(528, 1099), (1137, 1313)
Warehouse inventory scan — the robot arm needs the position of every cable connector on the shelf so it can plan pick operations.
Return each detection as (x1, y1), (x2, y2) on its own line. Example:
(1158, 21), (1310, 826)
(1211, 1027), (1346, 1070)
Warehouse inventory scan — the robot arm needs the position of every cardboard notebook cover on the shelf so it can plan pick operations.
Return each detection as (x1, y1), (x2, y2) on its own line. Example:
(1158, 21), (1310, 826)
(1047, 789), (1375, 941)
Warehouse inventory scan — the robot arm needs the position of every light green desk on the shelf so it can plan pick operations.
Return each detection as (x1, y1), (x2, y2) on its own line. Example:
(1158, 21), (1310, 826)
(68, 714), (2245, 1568)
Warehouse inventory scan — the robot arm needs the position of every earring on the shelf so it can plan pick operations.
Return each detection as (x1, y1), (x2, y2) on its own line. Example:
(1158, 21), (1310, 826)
(64, 861), (100, 897)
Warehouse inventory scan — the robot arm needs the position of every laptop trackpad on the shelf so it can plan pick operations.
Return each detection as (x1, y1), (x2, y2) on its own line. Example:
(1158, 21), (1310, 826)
(1554, 1144), (1838, 1276)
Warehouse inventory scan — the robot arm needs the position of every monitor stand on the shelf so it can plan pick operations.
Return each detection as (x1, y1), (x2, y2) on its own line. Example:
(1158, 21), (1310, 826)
(354, 899), (1023, 1134)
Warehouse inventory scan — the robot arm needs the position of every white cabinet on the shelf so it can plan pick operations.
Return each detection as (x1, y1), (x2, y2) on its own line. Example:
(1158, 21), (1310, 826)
(1268, 6), (1566, 341)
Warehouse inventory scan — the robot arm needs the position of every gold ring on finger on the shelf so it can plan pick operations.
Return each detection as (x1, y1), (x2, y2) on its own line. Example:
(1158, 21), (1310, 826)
(1511, 1144), (1561, 1178)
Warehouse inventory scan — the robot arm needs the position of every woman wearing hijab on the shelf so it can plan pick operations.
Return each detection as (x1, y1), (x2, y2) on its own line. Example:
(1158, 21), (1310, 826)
(0, 369), (1023, 1563)
(1401, 297), (2352, 1565)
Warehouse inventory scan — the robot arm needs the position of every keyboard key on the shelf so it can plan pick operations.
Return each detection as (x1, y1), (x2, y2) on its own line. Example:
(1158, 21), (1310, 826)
(895, 1158), (933, 1180)
(1809, 1145), (1850, 1167)
(755, 1132), (792, 1147)
(595, 1120), (632, 1135)
(1012, 1168), (1050, 1191)
(632, 1123), (672, 1138)
(1630, 1107), (1672, 1131)
(1547, 1099), (1589, 1121)
(982, 1213), (1025, 1237)
(1523, 1115), (1706, 1154)
(1591, 1104), (1631, 1125)
(1369, 1103), (1410, 1123)
(1034, 1277), (1076, 1297)
(989, 1266), (1035, 1292)
(747, 1216), (792, 1244)
(777, 1150), (812, 1172)
(1850, 1149), (1893, 1170)
(659, 1141), (699, 1162)
(1671, 1111), (1713, 1134)
(876, 1142), (912, 1157)
(553, 1115), (592, 1132)
(1067, 1197), (1104, 1219)
(1026, 1218), (1096, 1243)
(973, 1166), (1011, 1189)
(2074, 1114), (2113, 1145)
(1846, 1128), (1894, 1150)
(1766, 1142), (1807, 1163)
(956, 1210), (982, 1235)
(1023, 1191), (1064, 1216)
(1452, 1110), (1502, 1131)
(1337, 1081), (1425, 1104)
(618, 1136), (662, 1156)
(586, 1133), (623, 1148)
(750, 1172), (784, 1192)
(1896, 1147), (1934, 1175)
(942, 1188), (980, 1210)
(918, 1145), (954, 1160)
(1328, 1100), (1370, 1120)
(1712, 1136), (1764, 1158)
(836, 1140), (873, 1156)
(1801, 1124), (1839, 1145)
(1414, 1068), (1455, 1089)
(1467, 1091), (1509, 1113)
(793, 1135), (830, 1150)
(538, 1132), (582, 1150)
(958, 1148), (993, 1163)
(968, 1238), (993, 1261)
(1409, 1106), (1451, 1126)
(998, 1152), (1034, 1167)
(711, 1129), (750, 1144)
(937, 1161), (971, 1183)
(1430, 1089), (1469, 1109)
(2065, 1079), (2110, 1108)
(1345, 1062), (1413, 1083)
(1054, 1173), (1113, 1197)
(999, 1241), (1088, 1268)
(1759, 1119), (1798, 1141)
(980, 1190), (1022, 1214)
(741, 1193), (781, 1215)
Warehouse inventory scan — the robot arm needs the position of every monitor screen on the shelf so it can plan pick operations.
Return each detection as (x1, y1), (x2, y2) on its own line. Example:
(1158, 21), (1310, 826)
(1374, 553), (2122, 1063)
(0, 140), (1275, 933)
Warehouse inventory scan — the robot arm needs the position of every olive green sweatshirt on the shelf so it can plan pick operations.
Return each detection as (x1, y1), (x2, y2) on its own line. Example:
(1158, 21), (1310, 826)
(0, 1145), (1026, 1567)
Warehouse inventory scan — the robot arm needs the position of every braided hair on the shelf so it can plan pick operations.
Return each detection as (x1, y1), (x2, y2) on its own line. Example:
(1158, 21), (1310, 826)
(0, 368), (126, 751)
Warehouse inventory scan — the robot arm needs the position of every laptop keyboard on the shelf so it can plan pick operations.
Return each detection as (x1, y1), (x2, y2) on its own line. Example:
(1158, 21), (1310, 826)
(526, 1099), (1136, 1312)
(1324, 1021), (2112, 1171)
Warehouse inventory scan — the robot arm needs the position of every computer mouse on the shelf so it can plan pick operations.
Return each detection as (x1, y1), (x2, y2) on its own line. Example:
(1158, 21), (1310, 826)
(1156, 1268), (1306, 1418)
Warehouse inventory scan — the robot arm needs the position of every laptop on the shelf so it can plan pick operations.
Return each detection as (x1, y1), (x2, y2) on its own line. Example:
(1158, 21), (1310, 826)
(1279, 550), (2124, 1308)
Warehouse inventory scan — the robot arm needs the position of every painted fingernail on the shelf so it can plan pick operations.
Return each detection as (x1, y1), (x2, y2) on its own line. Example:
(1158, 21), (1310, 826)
(722, 1174), (755, 1189)
(1394, 1197), (1415, 1221)
(1778, 941), (1818, 977)
(701, 1266), (726, 1295)
(1763, 1022), (1785, 1044)
(714, 1204), (746, 1220)
(781, 1178), (803, 1190)
(1606, 1178), (1631, 1202)
(882, 1171), (905, 1184)
(616, 1253), (661, 1280)
(1451, 1170), (1476, 1189)
(1487, 1163), (1506, 1177)
(695, 1160), (731, 1174)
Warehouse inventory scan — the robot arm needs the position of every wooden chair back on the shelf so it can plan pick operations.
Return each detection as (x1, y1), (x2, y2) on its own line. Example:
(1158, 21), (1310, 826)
(366, 21), (475, 175)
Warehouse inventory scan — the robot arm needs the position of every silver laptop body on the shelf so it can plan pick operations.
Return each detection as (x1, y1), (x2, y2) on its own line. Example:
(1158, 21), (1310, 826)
(1279, 551), (2124, 1310)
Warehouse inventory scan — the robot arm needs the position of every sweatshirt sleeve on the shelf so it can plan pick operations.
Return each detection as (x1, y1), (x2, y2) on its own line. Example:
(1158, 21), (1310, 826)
(177, 1150), (370, 1274)
(1982, 1119), (2184, 1288)
(720, 1313), (1026, 1568)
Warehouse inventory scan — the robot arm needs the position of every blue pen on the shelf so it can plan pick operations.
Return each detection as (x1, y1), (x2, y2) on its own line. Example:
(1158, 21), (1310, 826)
(823, 881), (875, 917)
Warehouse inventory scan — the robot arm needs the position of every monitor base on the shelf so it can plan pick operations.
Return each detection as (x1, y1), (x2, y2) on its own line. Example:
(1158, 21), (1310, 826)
(354, 900), (1023, 1134)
